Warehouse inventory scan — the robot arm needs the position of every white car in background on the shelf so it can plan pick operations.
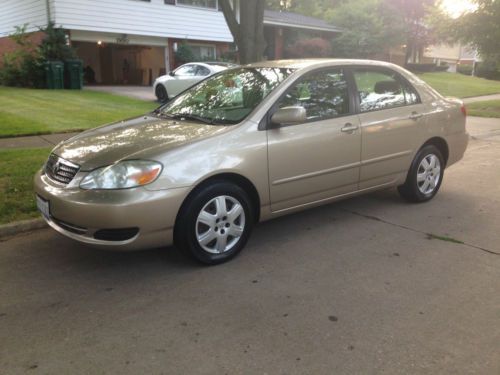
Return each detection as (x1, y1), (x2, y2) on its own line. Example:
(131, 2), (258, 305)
(154, 62), (238, 102)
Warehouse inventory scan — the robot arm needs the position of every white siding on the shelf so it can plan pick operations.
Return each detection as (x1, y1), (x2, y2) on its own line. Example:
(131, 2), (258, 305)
(0, 0), (50, 36)
(53, 0), (234, 42)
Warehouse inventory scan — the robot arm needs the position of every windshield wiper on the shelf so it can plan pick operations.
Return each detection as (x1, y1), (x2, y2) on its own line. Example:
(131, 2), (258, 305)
(165, 113), (214, 125)
(156, 112), (235, 126)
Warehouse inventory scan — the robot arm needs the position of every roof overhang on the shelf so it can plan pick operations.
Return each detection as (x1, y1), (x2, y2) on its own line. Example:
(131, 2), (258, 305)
(263, 20), (342, 33)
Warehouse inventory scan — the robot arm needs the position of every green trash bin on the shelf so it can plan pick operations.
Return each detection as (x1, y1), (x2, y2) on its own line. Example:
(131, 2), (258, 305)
(45, 61), (64, 89)
(64, 59), (83, 89)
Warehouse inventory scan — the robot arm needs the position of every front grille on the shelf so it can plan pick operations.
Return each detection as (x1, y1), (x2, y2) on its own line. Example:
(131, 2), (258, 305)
(45, 154), (80, 185)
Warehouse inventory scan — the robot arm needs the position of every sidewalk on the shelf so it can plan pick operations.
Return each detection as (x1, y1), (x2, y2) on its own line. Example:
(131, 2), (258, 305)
(85, 85), (156, 102)
(0, 132), (80, 150)
(463, 93), (500, 104)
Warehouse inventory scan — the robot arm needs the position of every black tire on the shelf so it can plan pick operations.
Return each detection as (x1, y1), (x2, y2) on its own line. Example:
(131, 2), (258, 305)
(398, 144), (445, 203)
(174, 181), (254, 265)
(155, 84), (168, 103)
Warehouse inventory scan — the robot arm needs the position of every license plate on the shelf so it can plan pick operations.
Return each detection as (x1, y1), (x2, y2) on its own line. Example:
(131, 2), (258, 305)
(36, 195), (50, 218)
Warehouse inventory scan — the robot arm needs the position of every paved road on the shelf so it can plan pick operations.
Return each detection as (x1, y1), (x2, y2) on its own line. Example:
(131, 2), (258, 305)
(1, 119), (499, 374)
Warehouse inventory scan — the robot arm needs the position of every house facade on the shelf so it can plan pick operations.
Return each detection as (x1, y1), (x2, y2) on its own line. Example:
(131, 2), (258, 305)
(0, 0), (236, 85)
(423, 43), (479, 72)
(0, 0), (342, 85)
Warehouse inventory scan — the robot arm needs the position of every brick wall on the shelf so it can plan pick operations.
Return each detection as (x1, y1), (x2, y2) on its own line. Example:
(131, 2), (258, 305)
(0, 31), (45, 64)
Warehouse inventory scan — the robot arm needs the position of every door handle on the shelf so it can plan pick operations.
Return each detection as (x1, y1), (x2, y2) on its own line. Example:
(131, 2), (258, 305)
(409, 112), (424, 120)
(341, 123), (359, 134)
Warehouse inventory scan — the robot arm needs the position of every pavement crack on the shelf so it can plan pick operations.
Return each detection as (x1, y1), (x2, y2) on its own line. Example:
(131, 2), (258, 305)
(341, 208), (500, 256)
(38, 135), (57, 145)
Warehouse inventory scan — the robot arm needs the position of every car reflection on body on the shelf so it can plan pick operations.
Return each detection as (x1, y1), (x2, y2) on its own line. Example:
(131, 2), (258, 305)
(35, 59), (468, 264)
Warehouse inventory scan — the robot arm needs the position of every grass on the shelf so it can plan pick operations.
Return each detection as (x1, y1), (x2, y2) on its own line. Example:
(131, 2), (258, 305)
(0, 148), (50, 225)
(418, 72), (500, 98)
(467, 100), (500, 118)
(0, 86), (157, 138)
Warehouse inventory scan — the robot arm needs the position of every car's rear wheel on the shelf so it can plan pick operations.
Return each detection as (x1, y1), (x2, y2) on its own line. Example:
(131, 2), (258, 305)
(398, 145), (445, 203)
(175, 182), (253, 265)
(155, 84), (168, 103)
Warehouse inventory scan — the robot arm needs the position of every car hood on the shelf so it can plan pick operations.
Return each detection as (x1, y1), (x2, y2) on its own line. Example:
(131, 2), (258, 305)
(53, 115), (228, 170)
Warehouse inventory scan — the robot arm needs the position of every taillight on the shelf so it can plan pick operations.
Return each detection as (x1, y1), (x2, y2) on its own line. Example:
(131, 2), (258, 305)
(461, 104), (467, 117)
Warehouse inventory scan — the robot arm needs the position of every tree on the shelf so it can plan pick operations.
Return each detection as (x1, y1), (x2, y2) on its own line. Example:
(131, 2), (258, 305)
(381, 0), (438, 64)
(219, 0), (266, 64)
(38, 22), (77, 61)
(457, 0), (500, 61)
(266, 0), (342, 18)
(326, 0), (404, 59)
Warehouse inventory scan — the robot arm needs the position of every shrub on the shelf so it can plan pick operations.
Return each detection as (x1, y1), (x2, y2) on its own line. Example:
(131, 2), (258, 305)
(285, 38), (333, 59)
(457, 64), (473, 76)
(175, 42), (195, 65)
(219, 50), (238, 63)
(0, 24), (44, 87)
(475, 60), (500, 81)
(0, 22), (77, 88)
(435, 62), (450, 72)
(405, 63), (438, 73)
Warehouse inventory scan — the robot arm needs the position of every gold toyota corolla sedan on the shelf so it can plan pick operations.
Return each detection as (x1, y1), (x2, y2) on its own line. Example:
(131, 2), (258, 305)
(35, 59), (469, 264)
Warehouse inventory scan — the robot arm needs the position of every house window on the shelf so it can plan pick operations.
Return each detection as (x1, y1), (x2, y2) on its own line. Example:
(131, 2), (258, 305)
(176, 0), (218, 9)
(189, 44), (216, 60)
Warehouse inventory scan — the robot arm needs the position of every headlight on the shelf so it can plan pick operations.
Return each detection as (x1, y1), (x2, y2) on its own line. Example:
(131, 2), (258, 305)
(80, 160), (162, 190)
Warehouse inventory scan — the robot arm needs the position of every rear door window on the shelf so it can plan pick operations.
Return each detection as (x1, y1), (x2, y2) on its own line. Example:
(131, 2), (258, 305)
(196, 66), (211, 76)
(353, 69), (419, 112)
(175, 65), (197, 76)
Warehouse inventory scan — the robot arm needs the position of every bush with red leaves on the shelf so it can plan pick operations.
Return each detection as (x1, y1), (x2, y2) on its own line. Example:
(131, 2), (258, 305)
(285, 38), (333, 58)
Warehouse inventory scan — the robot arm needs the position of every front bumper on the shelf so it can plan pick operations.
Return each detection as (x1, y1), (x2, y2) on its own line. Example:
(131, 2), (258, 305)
(34, 170), (189, 251)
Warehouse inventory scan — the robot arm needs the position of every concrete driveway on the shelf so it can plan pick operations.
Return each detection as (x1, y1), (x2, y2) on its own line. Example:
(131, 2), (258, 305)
(1, 118), (499, 374)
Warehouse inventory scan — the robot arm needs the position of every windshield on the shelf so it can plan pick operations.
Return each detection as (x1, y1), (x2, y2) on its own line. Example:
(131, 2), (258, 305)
(159, 67), (295, 125)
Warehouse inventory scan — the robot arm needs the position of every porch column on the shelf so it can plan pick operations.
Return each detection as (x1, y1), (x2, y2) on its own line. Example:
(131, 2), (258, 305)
(165, 40), (171, 73)
(275, 28), (284, 60)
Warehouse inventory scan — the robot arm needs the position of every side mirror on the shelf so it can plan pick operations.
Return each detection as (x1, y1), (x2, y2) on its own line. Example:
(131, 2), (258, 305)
(271, 106), (307, 126)
(169, 71), (175, 77)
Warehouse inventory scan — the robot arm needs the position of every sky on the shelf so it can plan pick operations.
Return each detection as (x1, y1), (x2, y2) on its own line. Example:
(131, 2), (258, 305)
(441, 0), (477, 18)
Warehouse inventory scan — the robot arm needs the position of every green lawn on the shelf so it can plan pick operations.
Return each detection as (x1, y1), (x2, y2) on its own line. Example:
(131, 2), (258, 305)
(0, 86), (157, 138)
(419, 72), (500, 98)
(0, 147), (50, 224)
(467, 100), (500, 118)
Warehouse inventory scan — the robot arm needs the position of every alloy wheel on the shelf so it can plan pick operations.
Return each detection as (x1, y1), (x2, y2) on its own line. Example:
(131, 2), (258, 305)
(417, 153), (441, 195)
(195, 195), (246, 254)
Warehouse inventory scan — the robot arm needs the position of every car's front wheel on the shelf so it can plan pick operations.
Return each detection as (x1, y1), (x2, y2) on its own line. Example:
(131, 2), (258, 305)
(398, 144), (445, 203)
(175, 182), (254, 265)
(155, 84), (168, 103)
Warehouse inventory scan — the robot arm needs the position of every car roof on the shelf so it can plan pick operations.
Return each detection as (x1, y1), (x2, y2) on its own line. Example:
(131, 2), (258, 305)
(204, 62), (239, 67)
(245, 58), (401, 71)
(179, 62), (238, 72)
